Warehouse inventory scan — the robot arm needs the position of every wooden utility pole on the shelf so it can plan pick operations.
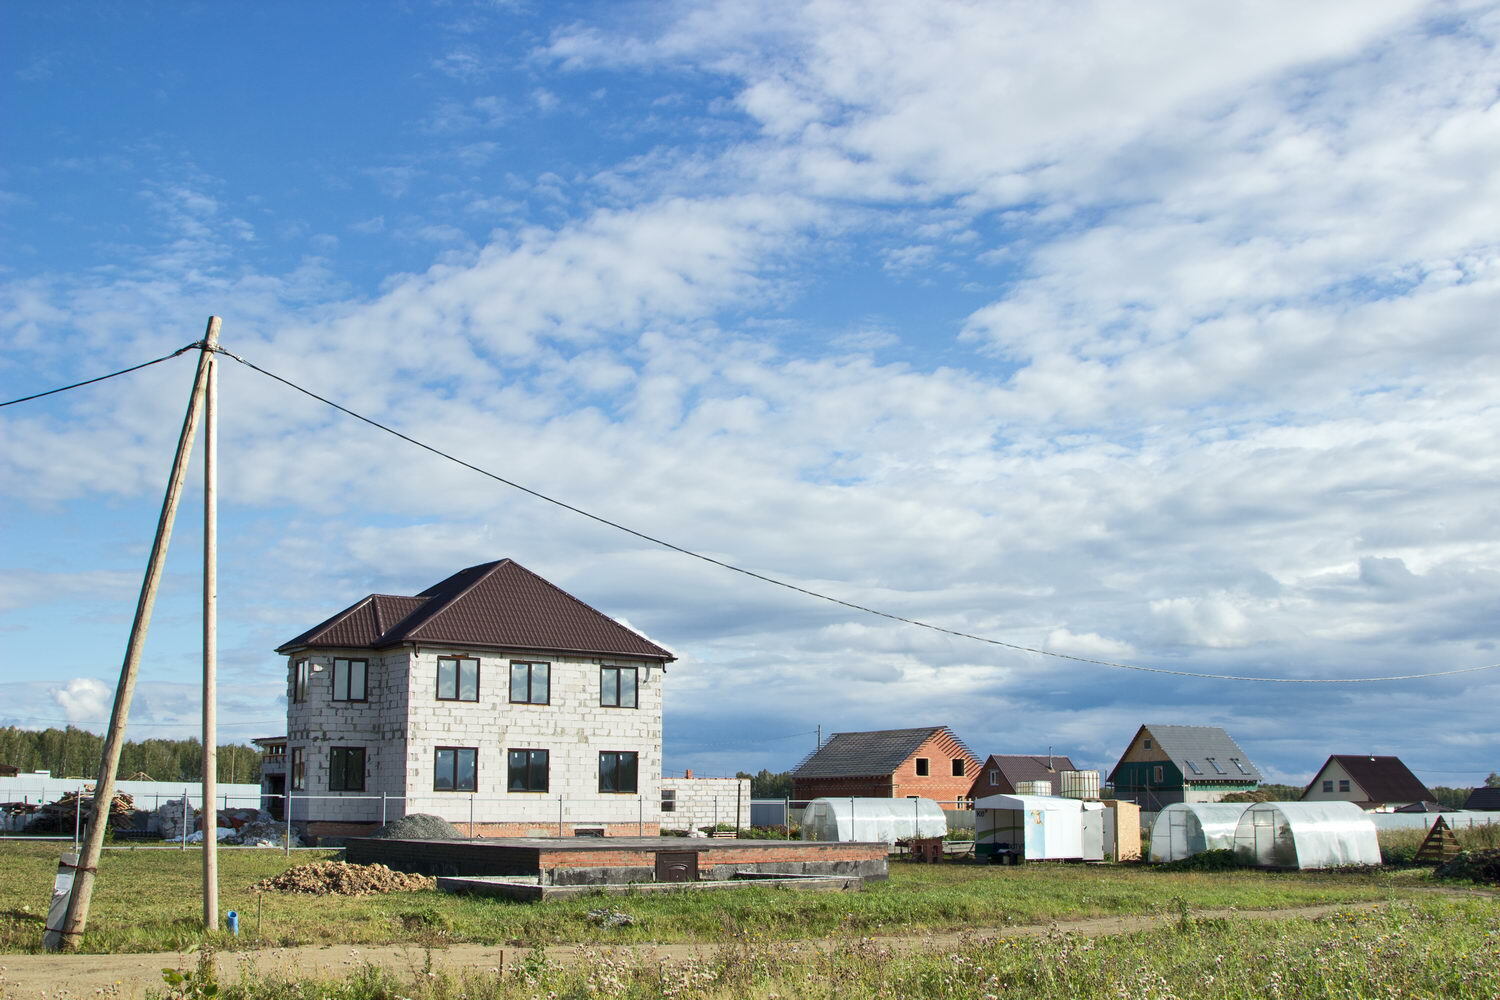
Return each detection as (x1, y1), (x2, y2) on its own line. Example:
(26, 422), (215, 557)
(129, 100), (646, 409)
(52, 318), (218, 951)
(202, 317), (220, 930)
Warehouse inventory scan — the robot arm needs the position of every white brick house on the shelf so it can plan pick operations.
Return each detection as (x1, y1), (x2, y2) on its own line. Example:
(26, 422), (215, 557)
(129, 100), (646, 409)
(270, 559), (673, 839)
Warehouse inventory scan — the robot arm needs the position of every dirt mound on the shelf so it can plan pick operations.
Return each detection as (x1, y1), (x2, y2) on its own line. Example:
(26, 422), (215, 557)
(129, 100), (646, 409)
(370, 813), (462, 840)
(252, 861), (436, 895)
(1435, 848), (1500, 884)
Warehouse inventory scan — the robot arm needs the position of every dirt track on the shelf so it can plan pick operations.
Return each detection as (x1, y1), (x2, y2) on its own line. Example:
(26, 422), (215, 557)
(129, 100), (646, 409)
(0, 900), (1403, 999)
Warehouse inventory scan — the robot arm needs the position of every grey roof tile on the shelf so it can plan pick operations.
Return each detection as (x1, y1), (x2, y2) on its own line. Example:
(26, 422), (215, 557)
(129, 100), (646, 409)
(793, 726), (977, 779)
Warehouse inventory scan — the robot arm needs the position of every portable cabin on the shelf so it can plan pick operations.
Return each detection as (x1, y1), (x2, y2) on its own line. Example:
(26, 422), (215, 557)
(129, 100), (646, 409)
(1231, 801), (1379, 869)
(799, 796), (948, 844)
(1148, 802), (1252, 862)
(974, 794), (1105, 861)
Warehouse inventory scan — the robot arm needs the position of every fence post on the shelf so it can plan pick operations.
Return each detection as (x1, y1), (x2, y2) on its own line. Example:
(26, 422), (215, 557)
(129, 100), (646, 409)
(735, 780), (742, 838)
(73, 793), (81, 852)
(784, 797), (790, 838)
(469, 793), (475, 840)
(381, 791), (387, 827)
(557, 795), (563, 837)
(182, 788), (189, 851)
(285, 794), (292, 856)
(637, 794), (643, 836)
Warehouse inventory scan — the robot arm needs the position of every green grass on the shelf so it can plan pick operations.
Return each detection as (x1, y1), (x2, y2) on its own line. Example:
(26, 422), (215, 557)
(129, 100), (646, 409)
(0, 840), (1460, 955)
(176, 899), (1500, 999)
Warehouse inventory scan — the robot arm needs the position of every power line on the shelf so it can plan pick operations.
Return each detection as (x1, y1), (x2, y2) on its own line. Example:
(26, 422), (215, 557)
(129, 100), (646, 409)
(215, 346), (1500, 686)
(0, 343), (198, 408)
(8, 718), (283, 729)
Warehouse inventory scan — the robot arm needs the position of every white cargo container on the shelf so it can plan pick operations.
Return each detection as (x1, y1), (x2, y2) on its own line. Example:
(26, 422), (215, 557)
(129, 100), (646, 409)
(974, 794), (1105, 862)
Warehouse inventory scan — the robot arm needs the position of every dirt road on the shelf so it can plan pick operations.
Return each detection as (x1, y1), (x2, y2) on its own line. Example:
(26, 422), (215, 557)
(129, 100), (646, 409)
(0, 900), (1402, 999)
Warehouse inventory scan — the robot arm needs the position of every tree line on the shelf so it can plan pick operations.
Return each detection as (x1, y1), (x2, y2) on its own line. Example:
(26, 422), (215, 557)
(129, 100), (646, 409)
(0, 726), (262, 785)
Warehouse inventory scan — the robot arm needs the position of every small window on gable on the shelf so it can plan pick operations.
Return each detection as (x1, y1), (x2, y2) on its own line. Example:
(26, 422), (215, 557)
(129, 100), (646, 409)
(915, 757), (930, 777)
(1143, 738), (1153, 749)
(952, 759), (966, 777)
(1185, 760), (1202, 775)
(989, 770), (999, 786)
(1322, 780), (1334, 792)
(1338, 779), (1350, 792)
(1206, 757), (1227, 775)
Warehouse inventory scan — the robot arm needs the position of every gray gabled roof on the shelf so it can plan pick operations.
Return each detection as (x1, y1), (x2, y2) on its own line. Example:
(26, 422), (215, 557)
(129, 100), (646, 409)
(1112, 724), (1262, 783)
(793, 726), (974, 779)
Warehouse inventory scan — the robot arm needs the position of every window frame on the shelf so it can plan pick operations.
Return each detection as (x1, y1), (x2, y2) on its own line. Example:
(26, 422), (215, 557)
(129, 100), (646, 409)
(598, 751), (639, 794)
(1185, 760), (1203, 775)
(1230, 757), (1250, 775)
(436, 656), (480, 702)
(1338, 779), (1351, 792)
(509, 660), (551, 705)
(508, 748), (550, 793)
(1205, 757), (1227, 775)
(661, 788), (677, 812)
(328, 746), (366, 792)
(951, 759), (966, 777)
(331, 658), (368, 702)
(915, 757), (930, 777)
(989, 770), (999, 787)
(292, 660), (310, 703)
(1322, 779), (1334, 792)
(290, 746), (306, 790)
(434, 746), (478, 792)
(1152, 765), (1165, 783)
(599, 665), (639, 708)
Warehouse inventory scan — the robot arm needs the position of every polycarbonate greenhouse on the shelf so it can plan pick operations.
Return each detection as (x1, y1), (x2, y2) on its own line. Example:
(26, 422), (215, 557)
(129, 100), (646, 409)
(799, 797), (948, 844)
(1148, 802), (1251, 863)
(1232, 801), (1380, 869)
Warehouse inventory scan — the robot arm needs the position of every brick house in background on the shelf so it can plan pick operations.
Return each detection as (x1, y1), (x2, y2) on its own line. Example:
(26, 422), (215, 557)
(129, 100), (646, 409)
(1300, 755), (1435, 812)
(264, 559), (674, 840)
(967, 753), (1079, 800)
(791, 726), (981, 804)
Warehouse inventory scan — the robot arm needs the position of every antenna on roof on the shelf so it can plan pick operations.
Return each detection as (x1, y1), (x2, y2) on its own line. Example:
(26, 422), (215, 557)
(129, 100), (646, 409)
(1048, 746), (1054, 772)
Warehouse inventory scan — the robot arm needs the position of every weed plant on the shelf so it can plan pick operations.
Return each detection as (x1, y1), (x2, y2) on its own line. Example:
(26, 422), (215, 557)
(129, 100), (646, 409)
(183, 899), (1500, 999)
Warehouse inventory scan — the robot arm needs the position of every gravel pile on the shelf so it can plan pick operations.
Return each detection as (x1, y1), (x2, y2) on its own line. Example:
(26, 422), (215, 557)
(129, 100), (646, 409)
(252, 860), (436, 895)
(370, 813), (462, 839)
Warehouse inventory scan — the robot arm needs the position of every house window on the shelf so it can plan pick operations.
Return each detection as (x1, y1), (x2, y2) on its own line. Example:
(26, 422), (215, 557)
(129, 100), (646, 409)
(1152, 765), (1164, 783)
(989, 770), (999, 786)
(915, 757), (930, 777)
(290, 747), (306, 790)
(952, 759), (966, 777)
(1206, 757), (1227, 775)
(1230, 757), (1250, 775)
(434, 747), (477, 792)
(332, 658), (367, 702)
(292, 660), (310, 703)
(1143, 738), (1153, 749)
(1322, 780), (1334, 792)
(1338, 779), (1351, 793)
(329, 746), (366, 791)
(600, 666), (638, 708)
(508, 748), (549, 792)
(510, 661), (550, 705)
(661, 788), (676, 813)
(1185, 760), (1203, 775)
(599, 751), (639, 793)
(436, 656), (479, 702)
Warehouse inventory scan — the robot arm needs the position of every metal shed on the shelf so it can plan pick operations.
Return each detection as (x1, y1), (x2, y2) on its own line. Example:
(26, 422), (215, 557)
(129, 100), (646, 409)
(1148, 802), (1251, 862)
(974, 794), (1105, 861)
(1232, 801), (1379, 869)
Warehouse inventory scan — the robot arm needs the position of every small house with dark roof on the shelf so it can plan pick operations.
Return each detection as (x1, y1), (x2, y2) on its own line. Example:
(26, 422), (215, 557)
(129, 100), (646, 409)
(968, 753), (1079, 800)
(791, 726), (981, 804)
(269, 559), (674, 840)
(1109, 724), (1261, 808)
(1463, 786), (1500, 810)
(1300, 755), (1435, 812)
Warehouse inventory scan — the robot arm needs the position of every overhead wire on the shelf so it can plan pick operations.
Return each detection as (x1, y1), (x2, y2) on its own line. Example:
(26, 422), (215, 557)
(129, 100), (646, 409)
(0, 343), (200, 408)
(211, 346), (1500, 686)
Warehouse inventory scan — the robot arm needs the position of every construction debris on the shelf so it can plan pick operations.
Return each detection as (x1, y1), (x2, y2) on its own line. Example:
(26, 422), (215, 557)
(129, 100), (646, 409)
(371, 813), (462, 840)
(29, 790), (134, 833)
(251, 860), (436, 895)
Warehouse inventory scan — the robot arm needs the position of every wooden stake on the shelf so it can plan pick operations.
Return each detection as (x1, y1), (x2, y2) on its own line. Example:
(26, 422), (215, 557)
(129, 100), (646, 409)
(52, 317), (218, 951)
(202, 317), (220, 930)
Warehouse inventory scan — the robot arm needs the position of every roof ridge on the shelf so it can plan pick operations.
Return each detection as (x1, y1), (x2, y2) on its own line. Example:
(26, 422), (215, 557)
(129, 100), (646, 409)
(404, 559), (511, 640)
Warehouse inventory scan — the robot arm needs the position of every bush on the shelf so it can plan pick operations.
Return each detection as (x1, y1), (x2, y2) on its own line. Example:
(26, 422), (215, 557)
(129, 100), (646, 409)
(1156, 849), (1241, 872)
(1435, 849), (1500, 885)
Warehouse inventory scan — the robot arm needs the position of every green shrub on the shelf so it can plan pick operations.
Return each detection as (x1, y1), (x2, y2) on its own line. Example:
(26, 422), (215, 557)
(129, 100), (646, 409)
(1156, 849), (1241, 872)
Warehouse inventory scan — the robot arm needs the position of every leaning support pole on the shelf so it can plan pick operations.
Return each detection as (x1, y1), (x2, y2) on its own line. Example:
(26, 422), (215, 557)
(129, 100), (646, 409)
(202, 317), (221, 930)
(51, 317), (219, 951)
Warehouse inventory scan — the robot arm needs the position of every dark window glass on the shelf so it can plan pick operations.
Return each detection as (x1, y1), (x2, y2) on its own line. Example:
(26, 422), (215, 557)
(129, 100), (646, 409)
(951, 759), (965, 777)
(915, 758), (930, 777)
(1322, 780), (1334, 792)
(508, 749), (549, 792)
(434, 747), (477, 791)
(661, 788), (676, 812)
(332, 659), (368, 702)
(1152, 765), (1164, 783)
(599, 751), (638, 793)
(437, 657), (479, 701)
(329, 746), (366, 791)
(600, 665), (638, 708)
(1338, 779), (1350, 792)
(290, 747), (306, 790)
(292, 661), (309, 703)
(510, 661), (550, 705)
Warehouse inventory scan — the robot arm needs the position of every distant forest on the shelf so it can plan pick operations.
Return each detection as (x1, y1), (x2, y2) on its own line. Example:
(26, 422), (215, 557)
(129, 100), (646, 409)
(0, 726), (262, 784)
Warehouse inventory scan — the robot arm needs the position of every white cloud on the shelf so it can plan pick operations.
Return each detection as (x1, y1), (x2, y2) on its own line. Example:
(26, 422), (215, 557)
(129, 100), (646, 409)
(51, 678), (112, 725)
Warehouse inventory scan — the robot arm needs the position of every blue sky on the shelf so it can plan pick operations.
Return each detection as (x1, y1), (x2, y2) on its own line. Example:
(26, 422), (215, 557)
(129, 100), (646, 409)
(4, 0), (1499, 788)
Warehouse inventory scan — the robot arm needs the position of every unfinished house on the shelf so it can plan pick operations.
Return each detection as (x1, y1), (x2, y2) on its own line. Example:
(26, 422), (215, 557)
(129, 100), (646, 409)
(1109, 724), (1261, 809)
(791, 726), (981, 804)
(268, 559), (674, 840)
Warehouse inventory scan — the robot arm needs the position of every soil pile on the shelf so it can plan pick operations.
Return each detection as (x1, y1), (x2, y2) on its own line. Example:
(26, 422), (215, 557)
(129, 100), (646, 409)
(252, 860), (436, 895)
(370, 813), (462, 839)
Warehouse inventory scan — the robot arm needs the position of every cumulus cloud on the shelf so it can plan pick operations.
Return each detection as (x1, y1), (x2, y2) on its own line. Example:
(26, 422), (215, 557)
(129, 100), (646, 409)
(51, 678), (112, 725)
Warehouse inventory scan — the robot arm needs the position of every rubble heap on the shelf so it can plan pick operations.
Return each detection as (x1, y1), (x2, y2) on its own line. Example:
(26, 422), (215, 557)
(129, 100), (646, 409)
(251, 860), (436, 895)
(371, 813), (462, 840)
(32, 790), (134, 832)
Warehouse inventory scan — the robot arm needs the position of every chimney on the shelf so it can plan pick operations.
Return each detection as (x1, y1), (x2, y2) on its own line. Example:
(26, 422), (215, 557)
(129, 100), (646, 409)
(684, 769), (694, 779)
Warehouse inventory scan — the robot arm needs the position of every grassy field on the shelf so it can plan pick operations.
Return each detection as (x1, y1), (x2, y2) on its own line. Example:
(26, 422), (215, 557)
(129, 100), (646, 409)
(170, 898), (1500, 999)
(0, 840), (1464, 956)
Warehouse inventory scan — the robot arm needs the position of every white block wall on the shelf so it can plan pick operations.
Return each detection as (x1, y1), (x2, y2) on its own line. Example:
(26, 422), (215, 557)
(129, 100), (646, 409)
(659, 776), (751, 831)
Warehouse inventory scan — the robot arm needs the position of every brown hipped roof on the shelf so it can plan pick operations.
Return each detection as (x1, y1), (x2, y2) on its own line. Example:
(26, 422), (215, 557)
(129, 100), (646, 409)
(275, 559), (674, 662)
